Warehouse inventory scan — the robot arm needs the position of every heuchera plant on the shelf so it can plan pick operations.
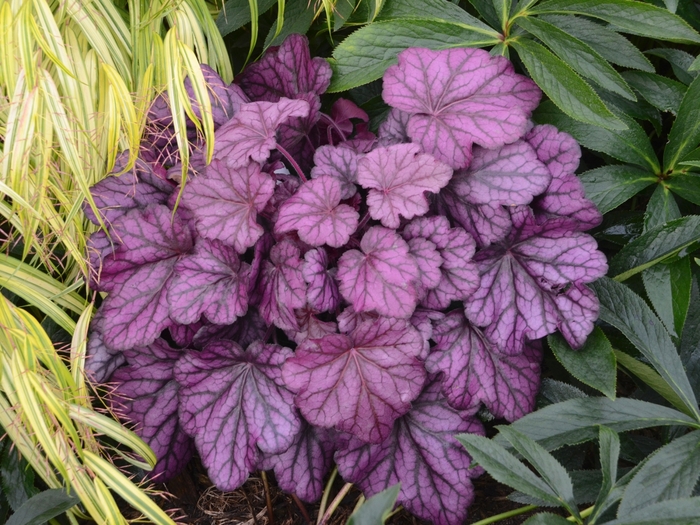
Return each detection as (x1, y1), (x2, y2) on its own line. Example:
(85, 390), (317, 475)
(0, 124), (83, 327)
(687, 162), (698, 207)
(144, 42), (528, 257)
(85, 35), (607, 525)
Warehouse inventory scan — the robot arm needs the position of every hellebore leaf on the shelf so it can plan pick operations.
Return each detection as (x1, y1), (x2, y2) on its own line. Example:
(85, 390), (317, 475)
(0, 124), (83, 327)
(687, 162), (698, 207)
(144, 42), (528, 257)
(283, 317), (426, 443)
(258, 240), (307, 331)
(335, 379), (485, 525)
(239, 34), (332, 102)
(383, 47), (541, 169)
(167, 239), (249, 325)
(84, 153), (174, 225)
(111, 340), (192, 481)
(464, 208), (607, 353)
(98, 205), (193, 351)
(275, 175), (360, 247)
(310, 145), (361, 199)
(175, 340), (301, 491)
(378, 108), (411, 146)
(303, 248), (340, 313)
(212, 98), (310, 167)
(337, 226), (420, 319)
(426, 310), (542, 420)
(181, 160), (274, 253)
(357, 143), (453, 228)
(260, 422), (336, 502)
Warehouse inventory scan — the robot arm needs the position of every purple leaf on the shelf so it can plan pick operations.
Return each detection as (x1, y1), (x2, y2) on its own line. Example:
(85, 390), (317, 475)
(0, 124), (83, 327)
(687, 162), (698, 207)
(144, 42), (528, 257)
(336, 306), (378, 335)
(406, 237), (443, 291)
(383, 47), (541, 169)
(357, 143), (453, 228)
(184, 64), (249, 128)
(335, 379), (484, 525)
(464, 208), (607, 352)
(167, 239), (249, 325)
(337, 226), (420, 319)
(439, 191), (511, 247)
(525, 124), (580, 179)
(411, 308), (445, 359)
(330, 98), (370, 138)
(283, 317), (426, 443)
(87, 230), (118, 292)
(239, 34), (332, 102)
(111, 340), (192, 481)
(303, 248), (340, 313)
(310, 145), (361, 199)
(98, 205), (193, 350)
(85, 314), (125, 383)
(260, 422), (336, 503)
(212, 98), (310, 168)
(426, 310), (542, 420)
(192, 309), (268, 349)
(552, 282), (600, 349)
(258, 239), (307, 331)
(275, 175), (360, 247)
(181, 160), (275, 253)
(378, 108), (411, 146)
(288, 306), (338, 344)
(175, 340), (301, 491)
(169, 321), (203, 347)
(277, 93), (322, 168)
(85, 153), (174, 225)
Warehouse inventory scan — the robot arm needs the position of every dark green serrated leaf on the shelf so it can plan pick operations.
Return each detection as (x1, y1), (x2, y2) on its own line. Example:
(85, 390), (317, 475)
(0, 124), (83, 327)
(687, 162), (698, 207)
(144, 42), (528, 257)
(610, 215), (700, 280)
(644, 184), (681, 232)
(590, 277), (700, 420)
(328, 19), (500, 92)
(691, 54), (700, 71)
(516, 17), (635, 100)
(618, 431), (700, 515)
(456, 434), (563, 506)
(346, 483), (400, 525)
(523, 514), (571, 525)
(665, 75), (700, 171)
(646, 48), (698, 85)
(532, 0), (700, 44)
(539, 15), (653, 72)
(642, 257), (692, 338)
(607, 497), (700, 525)
(216, 0), (278, 37)
(1, 447), (38, 511)
(263, 0), (316, 47)
(511, 469), (616, 506)
(377, 0), (496, 29)
(495, 397), (698, 452)
(597, 89), (662, 133)
(621, 71), (687, 114)
(548, 328), (617, 399)
(512, 38), (626, 130)
(534, 101), (658, 170)
(494, 0), (513, 29)
(538, 379), (587, 408)
(467, 0), (502, 28)
(579, 165), (656, 214)
(334, 0), (358, 31)
(589, 426), (621, 521)
(682, 278), (700, 400)
(667, 172), (700, 207)
(6, 489), (79, 525)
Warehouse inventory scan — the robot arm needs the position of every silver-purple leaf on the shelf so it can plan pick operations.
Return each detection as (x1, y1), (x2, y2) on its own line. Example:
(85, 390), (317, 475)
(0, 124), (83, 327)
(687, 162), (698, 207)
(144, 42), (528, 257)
(175, 340), (301, 491)
(337, 226), (420, 319)
(258, 239), (307, 331)
(181, 160), (274, 253)
(287, 306), (338, 344)
(84, 314), (125, 383)
(439, 190), (512, 247)
(383, 47), (541, 169)
(378, 108), (411, 146)
(357, 143), (453, 228)
(167, 238), (249, 325)
(212, 98), (310, 168)
(406, 237), (443, 292)
(303, 248), (340, 313)
(275, 175), (360, 247)
(426, 310), (542, 420)
(184, 64), (249, 128)
(282, 317), (426, 443)
(192, 308), (268, 349)
(335, 380), (484, 525)
(310, 145), (361, 199)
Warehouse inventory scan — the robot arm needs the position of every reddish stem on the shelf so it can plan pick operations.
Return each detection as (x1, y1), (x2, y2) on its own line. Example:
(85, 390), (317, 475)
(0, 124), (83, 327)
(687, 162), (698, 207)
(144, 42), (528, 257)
(276, 144), (307, 182)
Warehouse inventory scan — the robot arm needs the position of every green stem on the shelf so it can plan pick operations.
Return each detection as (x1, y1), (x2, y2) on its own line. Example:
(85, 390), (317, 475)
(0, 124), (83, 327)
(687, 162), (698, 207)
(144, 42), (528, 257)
(471, 505), (538, 525)
(567, 505), (594, 522)
(318, 482), (353, 525)
(317, 467), (338, 525)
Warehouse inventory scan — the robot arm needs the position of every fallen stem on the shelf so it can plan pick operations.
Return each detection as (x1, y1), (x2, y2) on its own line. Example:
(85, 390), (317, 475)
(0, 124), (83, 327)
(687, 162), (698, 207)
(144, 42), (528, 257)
(318, 482), (353, 525)
(261, 471), (275, 525)
(276, 144), (307, 182)
(471, 505), (538, 525)
(317, 468), (338, 525)
(292, 494), (311, 524)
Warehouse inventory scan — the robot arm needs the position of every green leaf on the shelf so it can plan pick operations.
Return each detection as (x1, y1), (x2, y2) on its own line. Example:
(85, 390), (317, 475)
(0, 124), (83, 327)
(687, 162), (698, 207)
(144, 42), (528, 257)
(539, 15), (653, 72)
(596, 89), (662, 133)
(534, 101), (658, 171)
(618, 431), (700, 515)
(610, 215), (700, 280)
(6, 489), (79, 525)
(522, 514), (571, 525)
(665, 75), (700, 171)
(642, 257), (692, 338)
(263, 0), (316, 47)
(579, 165), (656, 214)
(377, 0), (496, 29)
(512, 38), (626, 130)
(621, 71), (687, 114)
(456, 434), (564, 507)
(493, 0), (513, 29)
(511, 469), (615, 506)
(516, 17), (635, 100)
(667, 173), (700, 207)
(646, 48), (697, 85)
(614, 349), (695, 418)
(0, 446), (38, 511)
(644, 184), (681, 232)
(548, 328), (617, 399)
(497, 427), (580, 517)
(327, 19), (500, 92)
(587, 426), (621, 522)
(346, 483), (400, 525)
(334, 0), (358, 31)
(495, 397), (698, 451)
(606, 497), (700, 525)
(590, 277), (700, 420)
(538, 378), (587, 407)
(532, 0), (700, 44)
(216, 0), (278, 37)
(467, 0), (502, 28)
(691, 54), (700, 72)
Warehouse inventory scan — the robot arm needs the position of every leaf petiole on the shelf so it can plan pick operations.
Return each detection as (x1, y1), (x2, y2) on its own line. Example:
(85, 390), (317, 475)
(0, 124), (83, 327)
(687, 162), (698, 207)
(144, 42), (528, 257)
(470, 504), (538, 525)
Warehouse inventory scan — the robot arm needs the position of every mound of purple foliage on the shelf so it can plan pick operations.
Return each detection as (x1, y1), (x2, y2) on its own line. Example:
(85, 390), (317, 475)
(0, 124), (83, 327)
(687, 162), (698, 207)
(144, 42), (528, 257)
(85, 35), (607, 525)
